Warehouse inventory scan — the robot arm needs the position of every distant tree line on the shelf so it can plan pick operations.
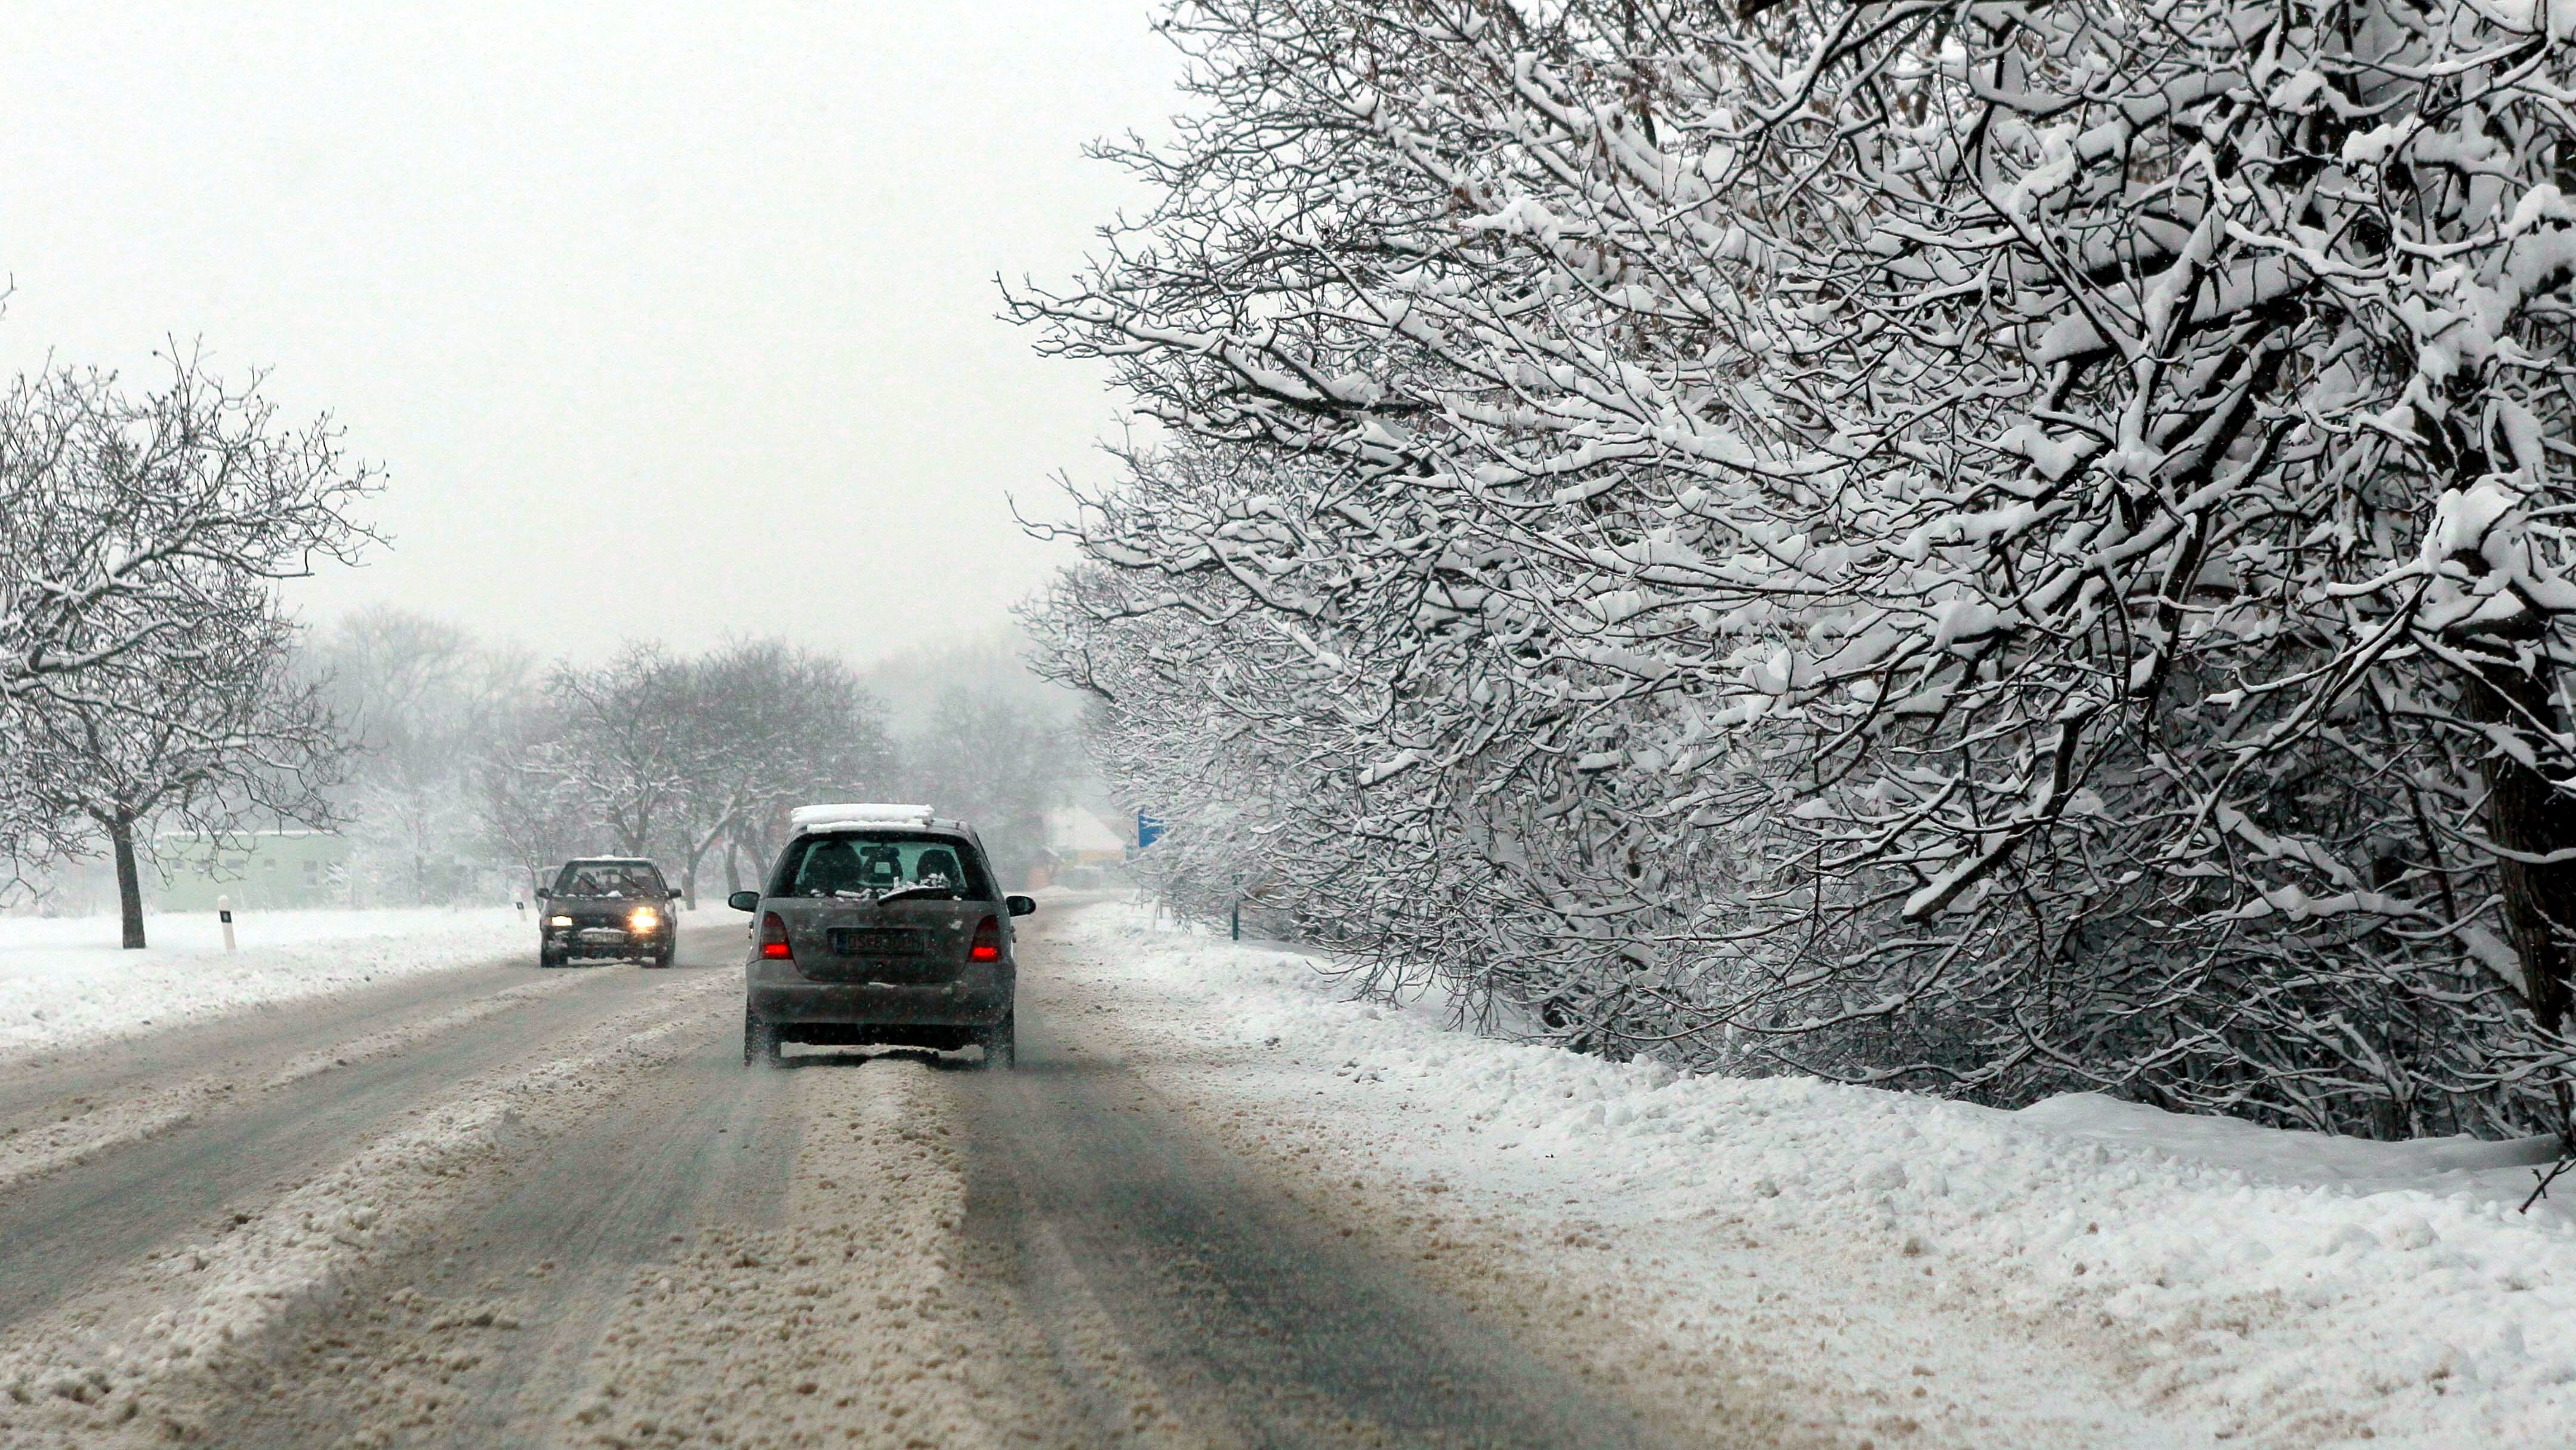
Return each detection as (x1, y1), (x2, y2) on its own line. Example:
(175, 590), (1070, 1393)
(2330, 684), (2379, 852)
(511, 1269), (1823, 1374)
(309, 612), (1079, 908)
(0, 349), (1079, 941)
(1019, 0), (2576, 1141)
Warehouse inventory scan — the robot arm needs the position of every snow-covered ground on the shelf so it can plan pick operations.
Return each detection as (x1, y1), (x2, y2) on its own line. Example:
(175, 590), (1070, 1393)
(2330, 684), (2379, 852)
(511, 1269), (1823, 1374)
(0, 906), (532, 1061)
(1062, 903), (2576, 1448)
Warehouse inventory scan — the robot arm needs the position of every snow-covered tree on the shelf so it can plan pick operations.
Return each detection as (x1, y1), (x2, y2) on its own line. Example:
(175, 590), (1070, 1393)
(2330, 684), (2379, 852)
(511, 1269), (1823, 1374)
(1020, 0), (2576, 1135)
(307, 607), (531, 904)
(899, 684), (1078, 889)
(0, 357), (371, 944)
(11, 609), (341, 949)
(663, 641), (896, 907)
(525, 644), (694, 862)
(0, 355), (375, 704)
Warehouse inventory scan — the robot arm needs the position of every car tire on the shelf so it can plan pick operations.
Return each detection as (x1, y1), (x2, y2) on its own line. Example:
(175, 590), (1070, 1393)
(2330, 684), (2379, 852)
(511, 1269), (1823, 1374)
(744, 1013), (780, 1067)
(650, 941), (675, 969)
(978, 1011), (1015, 1071)
(539, 944), (563, 969)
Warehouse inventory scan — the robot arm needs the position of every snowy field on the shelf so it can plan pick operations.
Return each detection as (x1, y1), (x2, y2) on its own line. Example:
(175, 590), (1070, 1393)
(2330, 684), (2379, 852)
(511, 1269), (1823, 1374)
(0, 907), (533, 1061)
(1064, 903), (2576, 1447)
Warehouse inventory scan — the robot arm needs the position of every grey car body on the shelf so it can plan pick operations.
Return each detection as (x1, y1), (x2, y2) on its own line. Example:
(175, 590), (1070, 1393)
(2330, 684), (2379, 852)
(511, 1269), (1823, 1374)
(731, 808), (1033, 1067)
(536, 857), (682, 967)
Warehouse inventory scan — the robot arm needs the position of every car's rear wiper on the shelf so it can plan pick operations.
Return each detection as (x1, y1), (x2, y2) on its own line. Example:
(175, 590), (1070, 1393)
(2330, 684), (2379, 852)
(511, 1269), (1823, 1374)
(871, 883), (958, 905)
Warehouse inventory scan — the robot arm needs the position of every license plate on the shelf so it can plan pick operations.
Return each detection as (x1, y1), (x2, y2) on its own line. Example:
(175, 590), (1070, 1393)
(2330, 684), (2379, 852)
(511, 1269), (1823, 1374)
(578, 928), (628, 944)
(828, 926), (925, 957)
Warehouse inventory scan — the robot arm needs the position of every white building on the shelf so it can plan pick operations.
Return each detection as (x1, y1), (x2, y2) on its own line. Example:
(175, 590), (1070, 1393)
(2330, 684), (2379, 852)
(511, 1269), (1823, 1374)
(1044, 806), (1128, 867)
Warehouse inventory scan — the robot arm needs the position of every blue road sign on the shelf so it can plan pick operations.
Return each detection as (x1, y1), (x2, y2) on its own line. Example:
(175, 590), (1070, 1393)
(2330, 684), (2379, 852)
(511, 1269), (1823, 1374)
(1137, 812), (1166, 849)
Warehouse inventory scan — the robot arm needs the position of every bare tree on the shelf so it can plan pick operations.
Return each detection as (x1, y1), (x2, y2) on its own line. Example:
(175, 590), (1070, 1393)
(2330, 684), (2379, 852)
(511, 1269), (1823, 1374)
(529, 643), (692, 861)
(902, 685), (1077, 891)
(476, 701), (594, 898)
(306, 607), (488, 904)
(0, 353), (377, 704)
(13, 609), (342, 947)
(463, 638), (898, 901)
(664, 641), (896, 908)
(0, 356), (372, 944)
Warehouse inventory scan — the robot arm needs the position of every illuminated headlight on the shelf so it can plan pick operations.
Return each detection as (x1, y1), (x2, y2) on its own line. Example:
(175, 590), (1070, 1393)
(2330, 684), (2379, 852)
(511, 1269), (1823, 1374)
(548, 915), (574, 928)
(628, 908), (660, 932)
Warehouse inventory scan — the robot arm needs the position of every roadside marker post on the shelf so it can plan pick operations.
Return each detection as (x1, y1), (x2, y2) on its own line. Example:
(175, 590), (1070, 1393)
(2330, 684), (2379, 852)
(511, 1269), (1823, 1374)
(217, 895), (236, 953)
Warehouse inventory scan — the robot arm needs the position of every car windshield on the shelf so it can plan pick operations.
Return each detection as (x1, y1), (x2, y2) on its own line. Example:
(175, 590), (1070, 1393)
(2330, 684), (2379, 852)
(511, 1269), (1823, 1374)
(554, 862), (664, 898)
(778, 833), (991, 900)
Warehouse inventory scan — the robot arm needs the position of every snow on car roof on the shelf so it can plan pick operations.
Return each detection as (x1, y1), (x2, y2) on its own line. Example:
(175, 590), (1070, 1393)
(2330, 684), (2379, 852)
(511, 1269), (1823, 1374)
(790, 803), (938, 829)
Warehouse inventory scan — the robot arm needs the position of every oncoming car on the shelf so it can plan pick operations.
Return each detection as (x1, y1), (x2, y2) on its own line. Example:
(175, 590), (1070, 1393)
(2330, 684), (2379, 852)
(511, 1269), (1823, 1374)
(536, 857), (682, 968)
(729, 805), (1033, 1068)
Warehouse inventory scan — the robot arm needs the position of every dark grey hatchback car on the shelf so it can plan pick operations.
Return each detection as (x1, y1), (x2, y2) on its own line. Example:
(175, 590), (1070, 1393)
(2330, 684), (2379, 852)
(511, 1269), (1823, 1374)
(536, 857), (682, 968)
(729, 805), (1034, 1069)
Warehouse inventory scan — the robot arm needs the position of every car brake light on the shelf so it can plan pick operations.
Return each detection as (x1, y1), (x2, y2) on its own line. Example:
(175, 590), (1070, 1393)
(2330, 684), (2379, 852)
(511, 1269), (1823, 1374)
(969, 915), (1002, 962)
(760, 912), (793, 960)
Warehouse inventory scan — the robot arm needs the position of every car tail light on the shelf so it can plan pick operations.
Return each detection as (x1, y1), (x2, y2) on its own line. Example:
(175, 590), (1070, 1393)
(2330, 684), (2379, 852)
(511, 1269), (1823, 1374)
(760, 912), (793, 960)
(969, 915), (1002, 962)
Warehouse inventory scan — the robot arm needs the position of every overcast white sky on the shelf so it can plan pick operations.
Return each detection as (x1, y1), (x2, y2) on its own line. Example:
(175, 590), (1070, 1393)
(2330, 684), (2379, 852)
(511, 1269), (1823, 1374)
(0, 2), (1179, 664)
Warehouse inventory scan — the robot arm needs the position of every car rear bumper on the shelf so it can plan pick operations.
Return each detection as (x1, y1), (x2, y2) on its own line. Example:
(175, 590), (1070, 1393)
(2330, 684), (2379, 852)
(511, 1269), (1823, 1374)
(745, 966), (1012, 1027)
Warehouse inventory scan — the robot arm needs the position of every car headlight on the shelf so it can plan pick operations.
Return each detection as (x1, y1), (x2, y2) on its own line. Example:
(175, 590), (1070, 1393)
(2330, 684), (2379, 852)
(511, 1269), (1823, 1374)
(549, 915), (574, 928)
(628, 908), (660, 932)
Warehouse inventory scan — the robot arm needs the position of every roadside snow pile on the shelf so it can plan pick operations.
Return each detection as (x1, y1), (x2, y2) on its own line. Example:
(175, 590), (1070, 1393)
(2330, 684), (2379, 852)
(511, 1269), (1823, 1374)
(1066, 904), (2576, 1448)
(0, 908), (525, 1060)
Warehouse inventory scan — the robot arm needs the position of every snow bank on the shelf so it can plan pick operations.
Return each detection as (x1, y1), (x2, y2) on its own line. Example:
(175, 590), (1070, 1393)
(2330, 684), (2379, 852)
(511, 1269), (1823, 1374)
(1066, 906), (2576, 1448)
(0, 907), (528, 1061)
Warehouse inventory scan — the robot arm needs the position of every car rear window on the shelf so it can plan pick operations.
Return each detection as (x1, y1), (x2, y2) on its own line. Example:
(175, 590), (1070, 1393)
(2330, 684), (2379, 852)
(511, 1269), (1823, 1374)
(554, 861), (666, 898)
(773, 833), (993, 900)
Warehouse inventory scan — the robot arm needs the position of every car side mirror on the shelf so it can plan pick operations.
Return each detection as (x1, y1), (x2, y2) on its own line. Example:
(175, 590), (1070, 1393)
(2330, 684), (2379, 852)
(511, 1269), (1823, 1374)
(726, 891), (760, 912)
(1006, 895), (1037, 918)
(535, 886), (551, 900)
(668, 888), (685, 900)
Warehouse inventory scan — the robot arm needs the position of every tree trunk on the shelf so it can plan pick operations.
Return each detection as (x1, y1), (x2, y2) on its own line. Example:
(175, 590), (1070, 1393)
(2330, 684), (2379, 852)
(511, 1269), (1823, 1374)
(2462, 658), (2576, 1037)
(681, 821), (726, 915)
(109, 812), (147, 950)
(723, 838), (742, 895)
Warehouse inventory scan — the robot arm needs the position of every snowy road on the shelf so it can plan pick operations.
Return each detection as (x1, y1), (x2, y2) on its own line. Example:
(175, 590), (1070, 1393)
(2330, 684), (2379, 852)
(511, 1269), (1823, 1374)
(946, 1002), (1680, 1449)
(4, 901), (2556, 1447)
(0, 908), (1715, 1449)
(0, 952), (704, 1334)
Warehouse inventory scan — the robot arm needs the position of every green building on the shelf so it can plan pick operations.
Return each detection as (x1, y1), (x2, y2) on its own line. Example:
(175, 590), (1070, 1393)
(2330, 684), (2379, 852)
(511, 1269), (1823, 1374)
(152, 830), (350, 911)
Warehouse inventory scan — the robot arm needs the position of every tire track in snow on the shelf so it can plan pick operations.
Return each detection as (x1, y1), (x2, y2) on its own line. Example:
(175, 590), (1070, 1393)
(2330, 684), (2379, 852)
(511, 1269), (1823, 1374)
(1031, 906), (2178, 1450)
(0, 971), (602, 1206)
(0, 971), (737, 1448)
(546, 1055), (1007, 1450)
